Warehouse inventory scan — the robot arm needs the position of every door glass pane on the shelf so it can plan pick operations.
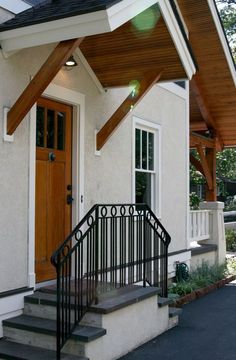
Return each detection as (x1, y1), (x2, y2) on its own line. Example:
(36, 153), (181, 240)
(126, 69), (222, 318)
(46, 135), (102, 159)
(47, 109), (55, 149)
(135, 171), (152, 207)
(36, 106), (45, 147)
(142, 130), (147, 170)
(135, 128), (141, 169)
(148, 132), (154, 171)
(57, 112), (65, 150)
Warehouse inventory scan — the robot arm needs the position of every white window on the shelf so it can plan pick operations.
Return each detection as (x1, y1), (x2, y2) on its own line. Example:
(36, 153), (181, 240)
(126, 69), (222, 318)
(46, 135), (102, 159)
(133, 117), (161, 216)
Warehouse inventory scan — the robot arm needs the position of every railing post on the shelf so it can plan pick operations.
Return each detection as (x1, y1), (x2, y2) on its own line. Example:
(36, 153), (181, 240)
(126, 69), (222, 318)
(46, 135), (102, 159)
(95, 206), (99, 304)
(163, 242), (169, 298)
(143, 207), (146, 288)
(56, 256), (61, 360)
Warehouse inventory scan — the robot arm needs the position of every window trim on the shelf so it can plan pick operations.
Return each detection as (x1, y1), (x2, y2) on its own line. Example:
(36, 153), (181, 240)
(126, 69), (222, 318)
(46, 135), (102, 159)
(132, 117), (161, 218)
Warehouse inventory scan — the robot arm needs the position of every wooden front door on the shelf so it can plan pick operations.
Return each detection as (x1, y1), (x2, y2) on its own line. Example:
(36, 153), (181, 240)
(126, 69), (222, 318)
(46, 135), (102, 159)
(35, 97), (72, 283)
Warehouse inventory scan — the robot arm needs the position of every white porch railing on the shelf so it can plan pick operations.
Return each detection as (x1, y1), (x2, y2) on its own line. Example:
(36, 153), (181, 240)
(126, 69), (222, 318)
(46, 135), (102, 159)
(189, 210), (210, 242)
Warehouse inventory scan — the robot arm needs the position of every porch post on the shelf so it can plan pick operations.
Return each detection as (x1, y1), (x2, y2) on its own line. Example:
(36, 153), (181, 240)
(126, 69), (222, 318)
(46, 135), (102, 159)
(199, 201), (226, 264)
(205, 147), (217, 201)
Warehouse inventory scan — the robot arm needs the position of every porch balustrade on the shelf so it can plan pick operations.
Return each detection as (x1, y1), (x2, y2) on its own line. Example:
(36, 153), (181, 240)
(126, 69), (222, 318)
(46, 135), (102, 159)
(189, 210), (210, 243)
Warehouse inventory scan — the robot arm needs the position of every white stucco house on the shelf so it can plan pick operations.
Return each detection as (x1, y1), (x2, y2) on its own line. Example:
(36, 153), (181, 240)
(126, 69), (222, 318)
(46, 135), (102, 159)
(0, 0), (234, 359)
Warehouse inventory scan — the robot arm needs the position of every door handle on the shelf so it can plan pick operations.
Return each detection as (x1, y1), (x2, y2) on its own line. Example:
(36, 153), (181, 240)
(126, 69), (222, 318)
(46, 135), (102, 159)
(67, 194), (74, 205)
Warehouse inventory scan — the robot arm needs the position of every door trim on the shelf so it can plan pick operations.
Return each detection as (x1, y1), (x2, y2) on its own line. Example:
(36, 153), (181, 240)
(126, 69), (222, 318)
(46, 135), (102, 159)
(28, 83), (85, 289)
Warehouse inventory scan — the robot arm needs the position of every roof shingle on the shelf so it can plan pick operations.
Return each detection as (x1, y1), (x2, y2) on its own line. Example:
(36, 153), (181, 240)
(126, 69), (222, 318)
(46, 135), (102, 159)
(0, 0), (123, 32)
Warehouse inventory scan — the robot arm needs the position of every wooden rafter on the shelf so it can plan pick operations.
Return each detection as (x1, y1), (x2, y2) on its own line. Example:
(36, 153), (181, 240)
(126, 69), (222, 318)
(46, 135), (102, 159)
(7, 38), (84, 135)
(196, 144), (213, 191)
(96, 71), (162, 151)
(190, 132), (215, 149)
(191, 76), (223, 151)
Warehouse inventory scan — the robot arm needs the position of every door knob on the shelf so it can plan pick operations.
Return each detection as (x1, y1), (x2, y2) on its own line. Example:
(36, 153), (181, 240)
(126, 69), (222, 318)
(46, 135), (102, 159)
(48, 152), (56, 162)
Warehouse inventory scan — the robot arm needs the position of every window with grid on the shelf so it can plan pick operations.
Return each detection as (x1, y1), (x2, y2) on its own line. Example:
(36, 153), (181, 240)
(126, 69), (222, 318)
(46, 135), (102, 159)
(134, 120), (159, 212)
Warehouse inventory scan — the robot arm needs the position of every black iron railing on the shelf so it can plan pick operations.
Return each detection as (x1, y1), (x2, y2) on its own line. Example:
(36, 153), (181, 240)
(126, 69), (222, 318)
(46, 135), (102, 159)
(51, 204), (171, 360)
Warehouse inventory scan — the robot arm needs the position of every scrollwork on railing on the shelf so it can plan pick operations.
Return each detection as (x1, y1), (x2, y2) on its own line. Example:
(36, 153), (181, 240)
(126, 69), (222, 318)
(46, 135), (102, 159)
(51, 203), (170, 360)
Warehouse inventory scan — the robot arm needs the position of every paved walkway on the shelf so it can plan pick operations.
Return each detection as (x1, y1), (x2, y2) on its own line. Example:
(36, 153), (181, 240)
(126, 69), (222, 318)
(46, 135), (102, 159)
(120, 282), (236, 360)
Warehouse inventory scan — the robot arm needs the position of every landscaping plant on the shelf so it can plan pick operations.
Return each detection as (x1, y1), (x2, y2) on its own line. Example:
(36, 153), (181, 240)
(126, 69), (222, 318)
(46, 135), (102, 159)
(169, 261), (228, 297)
(225, 229), (236, 252)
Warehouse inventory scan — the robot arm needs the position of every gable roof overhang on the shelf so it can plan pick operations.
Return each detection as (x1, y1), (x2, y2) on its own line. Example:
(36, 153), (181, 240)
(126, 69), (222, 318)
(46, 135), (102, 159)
(1, 0), (197, 138)
(0, 0), (196, 81)
(178, 0), (236, 148)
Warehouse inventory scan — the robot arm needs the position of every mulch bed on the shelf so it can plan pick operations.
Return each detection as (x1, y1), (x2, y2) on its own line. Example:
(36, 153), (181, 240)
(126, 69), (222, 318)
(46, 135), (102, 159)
(173, 275), (236, 307)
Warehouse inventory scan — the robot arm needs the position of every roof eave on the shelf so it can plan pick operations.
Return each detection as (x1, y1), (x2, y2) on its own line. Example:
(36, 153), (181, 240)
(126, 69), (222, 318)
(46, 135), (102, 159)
(0, 0), (159, 53)
(207, 0), (236, 88)
(160, 0), (196, 80)
(0, 0), (197, 80)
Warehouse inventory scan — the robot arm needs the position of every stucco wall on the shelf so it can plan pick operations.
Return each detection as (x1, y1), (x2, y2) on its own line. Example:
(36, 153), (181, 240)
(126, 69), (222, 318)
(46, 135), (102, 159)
(0, 44), (188, 292)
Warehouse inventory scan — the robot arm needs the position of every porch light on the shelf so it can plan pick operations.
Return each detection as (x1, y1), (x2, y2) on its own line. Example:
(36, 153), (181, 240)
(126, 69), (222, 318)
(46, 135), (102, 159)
(65, 56), (78, 68)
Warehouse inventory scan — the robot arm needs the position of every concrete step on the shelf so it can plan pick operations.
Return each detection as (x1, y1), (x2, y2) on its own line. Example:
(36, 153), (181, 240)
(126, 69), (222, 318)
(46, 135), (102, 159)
(169, 307), (183, 318)
(3, 315), (106, 352)
(168, 307), (183, 331)
(158, 297), (173, 308)
(0, 339), (88, 360)
(24, 286), (161, 320)
(3, 286), (170, 360)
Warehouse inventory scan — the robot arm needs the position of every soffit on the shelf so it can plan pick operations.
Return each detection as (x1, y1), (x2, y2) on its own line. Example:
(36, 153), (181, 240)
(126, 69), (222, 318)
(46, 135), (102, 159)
(178, 0), (236, 147)
(80, 10), (187, 88)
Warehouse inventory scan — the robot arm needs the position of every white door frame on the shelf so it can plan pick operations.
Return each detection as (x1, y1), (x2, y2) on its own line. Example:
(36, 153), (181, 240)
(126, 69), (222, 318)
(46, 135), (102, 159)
(28, 83), (85, 288)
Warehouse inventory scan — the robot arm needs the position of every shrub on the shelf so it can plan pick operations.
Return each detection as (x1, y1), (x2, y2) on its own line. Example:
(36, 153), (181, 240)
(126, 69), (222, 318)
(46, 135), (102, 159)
(169, 280), (197, 296)
(225, 229), (236, 252)
(168, 261), (228, 297)
(189, 192), (201, 210)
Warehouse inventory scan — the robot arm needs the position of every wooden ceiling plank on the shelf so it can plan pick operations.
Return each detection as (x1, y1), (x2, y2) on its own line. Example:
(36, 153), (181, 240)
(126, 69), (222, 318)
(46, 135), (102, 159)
(7, 38), (84, 135)
(196, 144), (213, 190)
(96, 71), (162, 151)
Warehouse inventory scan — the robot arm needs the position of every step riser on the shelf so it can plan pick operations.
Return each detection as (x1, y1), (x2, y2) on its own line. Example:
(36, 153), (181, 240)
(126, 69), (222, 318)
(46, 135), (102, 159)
(3, 327), (57, 351)
(67, 296), (170, 360)
(4, 295), (172, 360)
(3, 326), (93, 357)
(168, 315), (179, 330)
(24, 303), (57, 321)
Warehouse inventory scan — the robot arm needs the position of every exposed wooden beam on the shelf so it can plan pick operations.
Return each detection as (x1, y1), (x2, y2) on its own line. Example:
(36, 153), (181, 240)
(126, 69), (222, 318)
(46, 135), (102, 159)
(191, 76), (223, 151)
(190, 154), (204, 176)
(190, 121), (208, 132)
(7, 38), (83, 135)
(190, 132), (215, 149)
(205, 147), (217, 201)
(96, 71), (162, 151)
(196, 144), (213, 191)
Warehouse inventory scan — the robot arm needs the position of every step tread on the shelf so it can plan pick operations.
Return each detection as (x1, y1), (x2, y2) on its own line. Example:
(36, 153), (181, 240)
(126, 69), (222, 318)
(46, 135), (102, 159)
(169, 307), (183, 318)
(25, 285), (161, 314)
(3, 315), (106, 342)
(0, 339), (88, 360)
(158, 297), (173, 308)
(90, 286), (161, 314)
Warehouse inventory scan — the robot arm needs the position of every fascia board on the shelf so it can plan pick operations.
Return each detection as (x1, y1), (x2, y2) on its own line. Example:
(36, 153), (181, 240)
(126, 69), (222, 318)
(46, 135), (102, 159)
(207, 0), (236, 87)
(0, 0), (158, 53)
(0, 10), (111, 53)
(158, 0), (196, 80)
(107, 0), (158, 31)
(0, 0), (197, 81)
(0, 0), (31, 14)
